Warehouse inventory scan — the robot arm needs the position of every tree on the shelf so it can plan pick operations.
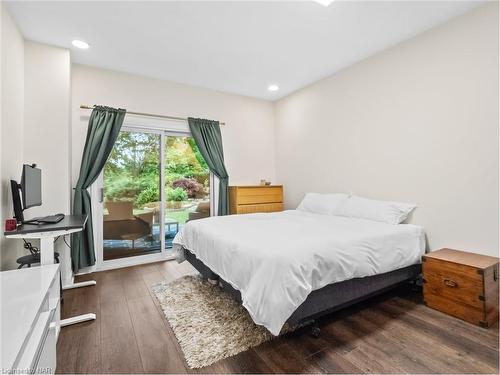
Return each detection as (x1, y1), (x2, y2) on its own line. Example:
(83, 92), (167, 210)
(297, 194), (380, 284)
(104, 132), (209, 208)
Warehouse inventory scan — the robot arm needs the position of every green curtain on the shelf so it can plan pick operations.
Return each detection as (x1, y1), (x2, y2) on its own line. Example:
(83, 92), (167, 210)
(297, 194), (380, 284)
(188, 118), (229, 216)
(71, 106), (126, 272)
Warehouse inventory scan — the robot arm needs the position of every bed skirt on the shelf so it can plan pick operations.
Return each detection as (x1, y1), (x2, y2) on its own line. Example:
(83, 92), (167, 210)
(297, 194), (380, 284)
(184, 249), (421, 326)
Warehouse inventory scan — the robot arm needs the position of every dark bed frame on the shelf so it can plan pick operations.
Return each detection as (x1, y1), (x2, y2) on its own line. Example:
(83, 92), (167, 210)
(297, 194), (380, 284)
(184, 249), (421, 336)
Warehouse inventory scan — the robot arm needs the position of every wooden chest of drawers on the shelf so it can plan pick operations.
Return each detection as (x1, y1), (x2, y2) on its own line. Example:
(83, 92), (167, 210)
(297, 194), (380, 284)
(229, 185), (284, 214)
(422, 248), (499, 327)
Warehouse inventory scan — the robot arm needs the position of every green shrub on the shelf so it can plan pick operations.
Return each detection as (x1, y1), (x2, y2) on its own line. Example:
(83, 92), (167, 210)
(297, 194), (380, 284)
(136, 185), (159, 206)
(167, 187), (187, 202)
(104, 174), (141, 201)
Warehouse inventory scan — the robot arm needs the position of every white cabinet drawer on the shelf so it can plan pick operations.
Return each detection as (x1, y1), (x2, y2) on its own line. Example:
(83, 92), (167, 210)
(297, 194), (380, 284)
(16, 308), (57, 374)
(16, 311), (52, 371)
(1, 264), (60, 373)
(36, 319), (57, 374)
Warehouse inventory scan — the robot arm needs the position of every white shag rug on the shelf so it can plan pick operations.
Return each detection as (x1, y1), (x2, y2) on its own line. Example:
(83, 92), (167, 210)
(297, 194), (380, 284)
(151, 275), (275, 369)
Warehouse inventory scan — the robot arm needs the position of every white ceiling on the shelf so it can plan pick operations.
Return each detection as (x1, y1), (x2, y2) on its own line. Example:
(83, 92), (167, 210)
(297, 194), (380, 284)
(6, 1), (484, 100)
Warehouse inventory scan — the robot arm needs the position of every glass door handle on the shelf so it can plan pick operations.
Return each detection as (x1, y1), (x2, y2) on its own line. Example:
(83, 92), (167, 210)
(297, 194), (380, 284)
(99, 188), (104, 203)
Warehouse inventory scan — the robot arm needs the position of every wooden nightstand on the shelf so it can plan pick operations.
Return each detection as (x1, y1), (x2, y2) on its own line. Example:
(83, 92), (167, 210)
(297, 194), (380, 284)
(229, 185), (284, 214)
(422, 248), (499, 327)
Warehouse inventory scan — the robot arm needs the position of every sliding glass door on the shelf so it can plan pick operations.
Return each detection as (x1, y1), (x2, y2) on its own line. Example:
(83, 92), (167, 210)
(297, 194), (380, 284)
(99, 128), (210, 263)
(164, 136), (210, 248)
(102, 130), (162, 261)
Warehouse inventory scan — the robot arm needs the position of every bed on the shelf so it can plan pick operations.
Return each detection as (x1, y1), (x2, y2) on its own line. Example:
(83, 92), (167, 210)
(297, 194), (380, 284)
(173, 207), (425, 336)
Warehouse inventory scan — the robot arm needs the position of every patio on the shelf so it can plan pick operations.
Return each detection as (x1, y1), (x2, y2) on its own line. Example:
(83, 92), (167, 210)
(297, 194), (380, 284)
(103, 221), (178, 260)
(102, 200), (209, 261)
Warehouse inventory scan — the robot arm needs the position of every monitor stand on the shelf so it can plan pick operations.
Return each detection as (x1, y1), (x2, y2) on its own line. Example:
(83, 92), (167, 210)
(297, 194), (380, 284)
(10, 180), (24, 223)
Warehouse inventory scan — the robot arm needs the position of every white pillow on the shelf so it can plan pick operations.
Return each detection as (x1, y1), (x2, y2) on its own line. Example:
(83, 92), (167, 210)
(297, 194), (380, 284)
(338, 195), (416, 225)
(297, 193), (350, 216)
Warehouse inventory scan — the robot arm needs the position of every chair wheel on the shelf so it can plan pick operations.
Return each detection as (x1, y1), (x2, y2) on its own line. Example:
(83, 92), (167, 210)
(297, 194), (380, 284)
(310, 323), (321, 338)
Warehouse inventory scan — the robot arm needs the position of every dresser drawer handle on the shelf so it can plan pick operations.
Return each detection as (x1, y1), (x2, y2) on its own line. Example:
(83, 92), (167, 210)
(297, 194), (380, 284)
(443, 278), (458, 288)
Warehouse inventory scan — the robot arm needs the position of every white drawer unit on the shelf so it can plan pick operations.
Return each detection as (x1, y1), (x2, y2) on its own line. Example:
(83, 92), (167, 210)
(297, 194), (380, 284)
(1, 264), (60, 374)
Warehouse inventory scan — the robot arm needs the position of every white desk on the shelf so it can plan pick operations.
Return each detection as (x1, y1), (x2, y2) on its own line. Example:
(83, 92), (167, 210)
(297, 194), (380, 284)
(4, 215), (96, 327)
(1, 264), (60, 373)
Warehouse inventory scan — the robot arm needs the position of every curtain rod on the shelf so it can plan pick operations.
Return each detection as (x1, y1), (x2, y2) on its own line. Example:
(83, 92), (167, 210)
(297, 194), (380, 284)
(79, 105), (225, 126)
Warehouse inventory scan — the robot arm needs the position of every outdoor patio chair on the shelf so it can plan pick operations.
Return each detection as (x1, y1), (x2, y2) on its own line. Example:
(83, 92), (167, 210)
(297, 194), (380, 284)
(103, 201), (154, 248)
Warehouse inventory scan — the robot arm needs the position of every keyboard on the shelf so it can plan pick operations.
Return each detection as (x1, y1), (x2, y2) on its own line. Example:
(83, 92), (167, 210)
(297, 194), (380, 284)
(38, 214), (65, 224)
(24, 213), (66, 225)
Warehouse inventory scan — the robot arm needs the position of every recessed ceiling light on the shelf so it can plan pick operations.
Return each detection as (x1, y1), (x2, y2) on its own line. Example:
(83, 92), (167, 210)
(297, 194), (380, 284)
(268, 84), (279, 92)
(314, 0), (335, 6)
(72, 40), (89, 49)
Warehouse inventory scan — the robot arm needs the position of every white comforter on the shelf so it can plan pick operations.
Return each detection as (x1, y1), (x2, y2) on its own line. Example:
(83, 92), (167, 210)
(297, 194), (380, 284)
(173, 210), (425, 335)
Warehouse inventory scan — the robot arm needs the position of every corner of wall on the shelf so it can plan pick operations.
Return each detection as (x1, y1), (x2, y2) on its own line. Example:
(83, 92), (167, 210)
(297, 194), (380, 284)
(1, 4), (25, 270)
(24, 41), (72, 282)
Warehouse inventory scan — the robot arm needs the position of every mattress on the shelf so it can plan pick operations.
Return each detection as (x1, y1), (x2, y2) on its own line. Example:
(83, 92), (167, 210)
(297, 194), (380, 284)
(173, 210), (425, 335)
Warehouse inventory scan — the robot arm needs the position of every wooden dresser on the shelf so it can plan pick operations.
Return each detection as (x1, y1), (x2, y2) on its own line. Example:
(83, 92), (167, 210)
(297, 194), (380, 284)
(229, 185), (284, 214)
(422, 248), (499, 327)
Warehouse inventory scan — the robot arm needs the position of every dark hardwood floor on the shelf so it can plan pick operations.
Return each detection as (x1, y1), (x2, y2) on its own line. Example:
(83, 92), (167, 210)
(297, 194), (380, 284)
(57, 260), (499, 374)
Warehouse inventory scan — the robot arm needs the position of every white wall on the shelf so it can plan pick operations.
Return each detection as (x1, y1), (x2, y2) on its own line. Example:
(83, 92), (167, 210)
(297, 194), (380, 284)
(1, 4), (25, 270)
(0, 7), (72, 271)
(24, 41), (71, 281)
(24, 42), (71, 219)
(274, 3), (499, 257)
(71, 65), (276, 188)
(1, 3), (2, 262)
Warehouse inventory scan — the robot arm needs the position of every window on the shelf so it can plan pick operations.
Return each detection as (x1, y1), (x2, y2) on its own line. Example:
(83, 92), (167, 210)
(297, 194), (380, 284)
(99, 127), (210, 262)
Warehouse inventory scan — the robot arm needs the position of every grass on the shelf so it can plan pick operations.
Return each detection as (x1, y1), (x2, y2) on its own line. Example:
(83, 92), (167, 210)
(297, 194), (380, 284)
(165, 210), (189, 224)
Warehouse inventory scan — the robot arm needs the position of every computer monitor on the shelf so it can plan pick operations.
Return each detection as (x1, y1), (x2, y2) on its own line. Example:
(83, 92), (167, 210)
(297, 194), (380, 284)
(10, 164), (42, 223)
(21, 164), (42, 209)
